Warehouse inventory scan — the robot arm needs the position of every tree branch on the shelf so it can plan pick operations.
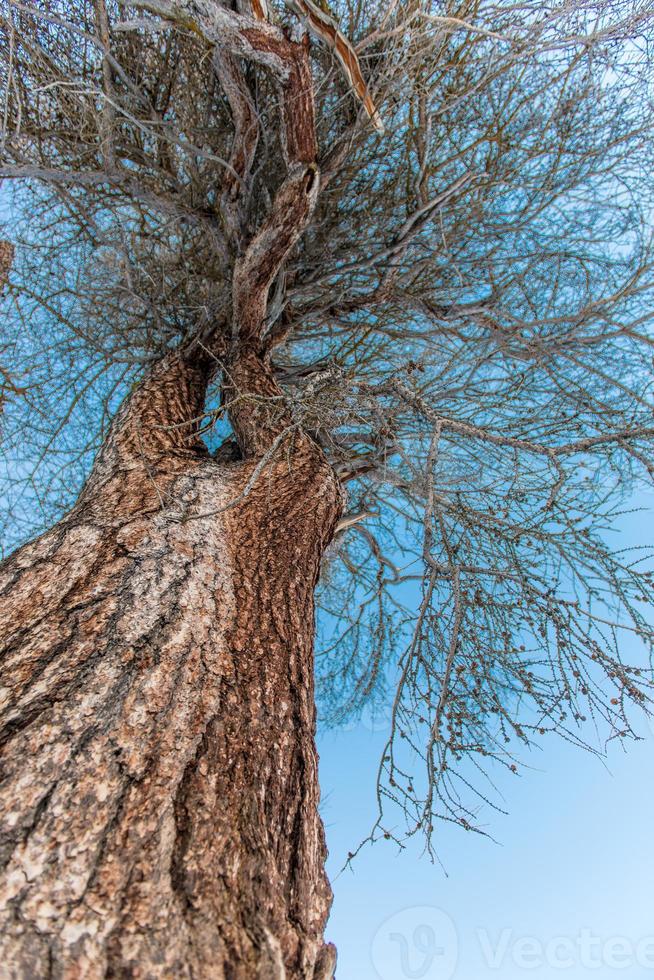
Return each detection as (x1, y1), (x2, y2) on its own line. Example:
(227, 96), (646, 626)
(213, 48), (259, 245)
(127, 0), (296, 78)
(233, 163), (319, 341)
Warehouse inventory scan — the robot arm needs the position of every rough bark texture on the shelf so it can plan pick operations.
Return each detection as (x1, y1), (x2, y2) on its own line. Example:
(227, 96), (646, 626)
(0, 347), (343, 978)
(0, 5), (344, 971)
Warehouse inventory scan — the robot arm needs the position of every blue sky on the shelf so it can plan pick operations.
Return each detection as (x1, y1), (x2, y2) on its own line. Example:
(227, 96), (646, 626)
(319, 701), (654, 979)
(319, 498), (654, 980)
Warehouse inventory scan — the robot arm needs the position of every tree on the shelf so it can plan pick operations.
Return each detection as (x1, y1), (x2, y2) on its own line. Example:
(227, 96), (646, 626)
(1, 0), (654, 975)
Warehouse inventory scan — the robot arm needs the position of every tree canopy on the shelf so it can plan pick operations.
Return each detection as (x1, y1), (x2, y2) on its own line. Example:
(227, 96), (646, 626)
(2, 0), (654, 855)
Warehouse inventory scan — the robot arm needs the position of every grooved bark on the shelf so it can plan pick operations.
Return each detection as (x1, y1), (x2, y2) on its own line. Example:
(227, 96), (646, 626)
(0, 349), (343, 978)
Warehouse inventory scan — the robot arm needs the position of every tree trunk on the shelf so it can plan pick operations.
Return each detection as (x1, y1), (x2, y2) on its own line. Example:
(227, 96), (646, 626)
(0, 345), (343, 979)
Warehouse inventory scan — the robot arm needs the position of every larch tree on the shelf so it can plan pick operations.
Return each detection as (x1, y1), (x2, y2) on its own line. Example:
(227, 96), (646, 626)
(1, 0), (654, 976)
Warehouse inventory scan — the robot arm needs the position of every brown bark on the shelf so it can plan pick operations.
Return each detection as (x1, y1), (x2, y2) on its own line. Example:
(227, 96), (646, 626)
(0, 8), (344, 972)
(0, 345), (344, 978)
(0, 241), (23, 411)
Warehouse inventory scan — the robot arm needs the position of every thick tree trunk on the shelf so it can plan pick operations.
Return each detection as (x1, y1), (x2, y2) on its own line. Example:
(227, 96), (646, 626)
(0, 347), (343, 978)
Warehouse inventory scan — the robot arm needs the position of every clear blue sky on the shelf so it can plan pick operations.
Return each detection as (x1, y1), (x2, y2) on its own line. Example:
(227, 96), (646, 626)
(319, 704), (654, 979)
(318, 499), (654, 980)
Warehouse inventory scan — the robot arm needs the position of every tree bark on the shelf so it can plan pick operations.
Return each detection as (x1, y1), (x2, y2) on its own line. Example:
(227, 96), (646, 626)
(0, 344), (343, 979)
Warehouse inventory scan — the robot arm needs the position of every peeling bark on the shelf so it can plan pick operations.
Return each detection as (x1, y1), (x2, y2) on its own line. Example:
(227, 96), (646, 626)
(0, 348), (343, 978)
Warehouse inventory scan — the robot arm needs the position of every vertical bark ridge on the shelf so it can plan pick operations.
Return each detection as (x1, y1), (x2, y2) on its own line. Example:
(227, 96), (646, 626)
(0, 346), (344, 979)
(1, 1), (336, 971)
